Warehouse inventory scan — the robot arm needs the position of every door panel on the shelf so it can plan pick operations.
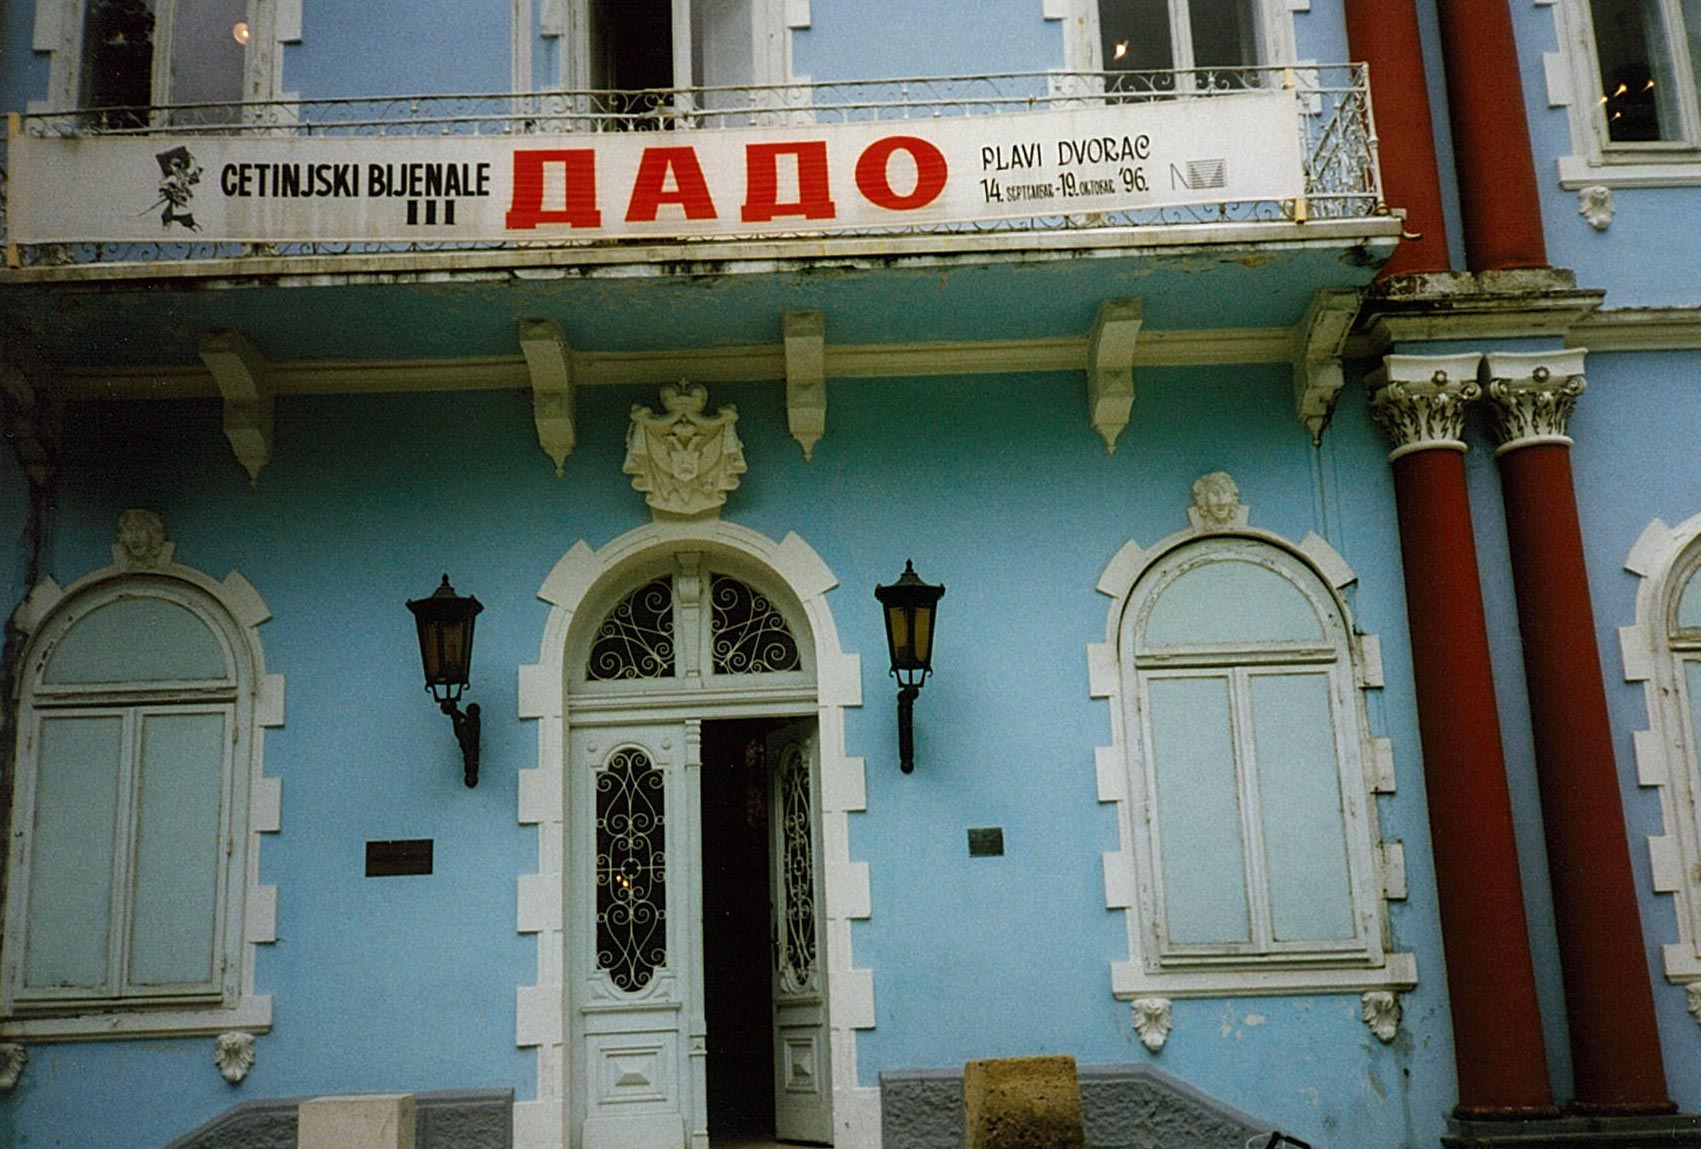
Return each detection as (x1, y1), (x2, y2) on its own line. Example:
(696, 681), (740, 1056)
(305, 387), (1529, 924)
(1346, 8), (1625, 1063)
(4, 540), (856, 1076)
(767, 722), (833, 1144)
(571, 722), (700, 1149)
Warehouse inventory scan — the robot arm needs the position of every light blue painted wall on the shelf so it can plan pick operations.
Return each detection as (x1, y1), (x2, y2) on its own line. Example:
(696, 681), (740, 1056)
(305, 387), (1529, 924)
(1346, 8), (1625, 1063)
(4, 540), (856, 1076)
(1, 0), (50, 110)
(2, 366), (1459, 1149)
(284, 0), (515, 98)
(793, 0), (1060, 82)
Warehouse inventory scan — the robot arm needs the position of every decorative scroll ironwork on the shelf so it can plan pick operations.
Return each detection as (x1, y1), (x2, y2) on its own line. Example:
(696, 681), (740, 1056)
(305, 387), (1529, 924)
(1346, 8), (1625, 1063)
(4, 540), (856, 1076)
(776, 740), (816, 994)
(5, 66), (1382, 266)
(586, 577), (675, 680)
(595, 746), (667, 992)
(711, 575), (801, 675)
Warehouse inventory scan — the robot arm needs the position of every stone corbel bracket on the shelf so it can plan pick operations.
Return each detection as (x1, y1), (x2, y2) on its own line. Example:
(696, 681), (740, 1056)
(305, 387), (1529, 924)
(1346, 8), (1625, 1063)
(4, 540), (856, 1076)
(1132, 997), (1172, 1052)
(1361, 990), (1401, 1043)
(1291, 289), (1361, 444)
(520, 319), (576, 475)
(1087, 299), (1142, 454)
(199, 330), (274, 485)
(784, 310), (826, 461)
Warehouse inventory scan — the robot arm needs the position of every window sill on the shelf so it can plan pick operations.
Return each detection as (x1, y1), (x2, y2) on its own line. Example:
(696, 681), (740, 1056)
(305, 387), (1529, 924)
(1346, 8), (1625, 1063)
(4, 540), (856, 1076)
(1558, 152), (1701, 189)
(0, 993), (271, 1042)
(1111, 951), (1417, 999)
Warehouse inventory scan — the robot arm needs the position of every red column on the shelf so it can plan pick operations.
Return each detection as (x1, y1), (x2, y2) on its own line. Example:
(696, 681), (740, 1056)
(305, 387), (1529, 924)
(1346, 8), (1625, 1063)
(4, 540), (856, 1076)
(1435, 0), (1549, 270)
(1485, 353), (1674, 1114)
(1371, 355), (1557, 1118)
(1344, 0), (1452, 276)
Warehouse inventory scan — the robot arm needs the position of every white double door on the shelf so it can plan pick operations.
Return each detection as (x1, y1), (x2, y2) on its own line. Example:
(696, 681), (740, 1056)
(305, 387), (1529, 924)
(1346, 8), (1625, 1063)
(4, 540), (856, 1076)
(568, 717), (832, 1149)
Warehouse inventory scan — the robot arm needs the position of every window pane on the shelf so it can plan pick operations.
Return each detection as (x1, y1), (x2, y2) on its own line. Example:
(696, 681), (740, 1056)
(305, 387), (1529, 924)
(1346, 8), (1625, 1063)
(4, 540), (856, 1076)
(166, 0), (248, 121)
(1099, 0), (1175, 73)
(1251, 674), (1356, 942)
(1678, 565), (1701, 629)
(82, 0), (157, 126)
(45, 597), (229, 685)
(25, 716), (123, 991)
(710, 574), (801, 674)
(596, 746), (667, 991)
(587, 577), (675, 680)
(1684, 662), (1701, 794)
(1591, 0), (1679, 141)
(1147, 676), (1251, 944)
(128, 711), (226, 987)
(1189, 0), (1258, 69)
(1144, 560), (1323, 647)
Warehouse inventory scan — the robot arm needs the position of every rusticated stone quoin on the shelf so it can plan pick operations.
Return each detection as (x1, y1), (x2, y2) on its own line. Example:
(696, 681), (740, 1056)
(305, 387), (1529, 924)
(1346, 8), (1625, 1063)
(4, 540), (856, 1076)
(963, 1056), (1085, 1149)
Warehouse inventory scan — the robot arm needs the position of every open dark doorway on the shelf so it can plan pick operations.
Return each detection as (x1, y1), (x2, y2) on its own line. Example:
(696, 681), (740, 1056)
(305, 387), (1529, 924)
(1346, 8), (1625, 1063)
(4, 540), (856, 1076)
(701, 718), (781, 1142)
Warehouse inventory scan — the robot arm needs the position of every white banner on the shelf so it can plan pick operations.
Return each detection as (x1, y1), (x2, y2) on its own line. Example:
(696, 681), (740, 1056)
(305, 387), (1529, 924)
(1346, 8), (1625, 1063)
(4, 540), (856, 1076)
(7, 92), (1304, 245)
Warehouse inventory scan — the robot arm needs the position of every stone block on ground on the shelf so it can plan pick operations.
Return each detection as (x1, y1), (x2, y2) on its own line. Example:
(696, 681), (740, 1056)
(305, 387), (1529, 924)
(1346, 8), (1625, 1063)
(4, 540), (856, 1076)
(963, 1055), (1085, 1149)
(298, 1093), (417, 1149)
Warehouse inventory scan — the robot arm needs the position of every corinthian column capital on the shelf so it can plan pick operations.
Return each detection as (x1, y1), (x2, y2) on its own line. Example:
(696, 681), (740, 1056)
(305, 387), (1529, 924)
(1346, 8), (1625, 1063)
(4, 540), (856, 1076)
(1366, 353), (1483, 460)
(1482, 349), (1587, 455)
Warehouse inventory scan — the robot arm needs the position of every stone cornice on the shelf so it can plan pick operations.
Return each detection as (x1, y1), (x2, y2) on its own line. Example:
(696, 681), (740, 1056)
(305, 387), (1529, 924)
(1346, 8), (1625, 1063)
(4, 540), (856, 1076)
(1365, 352), (1484, 460)
(1351, 268), (1605, 354)
(1482, 349), (1587, 454)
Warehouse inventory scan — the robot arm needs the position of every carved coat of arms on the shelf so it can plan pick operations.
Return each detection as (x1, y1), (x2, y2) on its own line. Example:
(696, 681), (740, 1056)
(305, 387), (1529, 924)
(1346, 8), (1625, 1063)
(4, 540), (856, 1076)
(623, 383), (748, 518)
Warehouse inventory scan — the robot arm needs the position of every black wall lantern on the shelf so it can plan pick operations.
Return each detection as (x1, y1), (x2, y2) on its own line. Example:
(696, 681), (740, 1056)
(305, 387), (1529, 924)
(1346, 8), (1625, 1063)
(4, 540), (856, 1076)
(407, 574), (484, 788)
(875, 560), (945, 774)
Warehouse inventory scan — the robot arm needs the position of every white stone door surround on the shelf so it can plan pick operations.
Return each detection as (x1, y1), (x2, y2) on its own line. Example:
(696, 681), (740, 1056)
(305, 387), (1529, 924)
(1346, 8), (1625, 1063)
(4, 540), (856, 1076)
(512, 521), (879, 1149)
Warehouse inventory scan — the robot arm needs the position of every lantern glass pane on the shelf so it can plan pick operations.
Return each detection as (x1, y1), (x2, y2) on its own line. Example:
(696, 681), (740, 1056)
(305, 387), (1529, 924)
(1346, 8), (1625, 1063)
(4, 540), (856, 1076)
(886, 607), (910, 663)
(911, 607), (933, 665)
(440, 623), (469, 681)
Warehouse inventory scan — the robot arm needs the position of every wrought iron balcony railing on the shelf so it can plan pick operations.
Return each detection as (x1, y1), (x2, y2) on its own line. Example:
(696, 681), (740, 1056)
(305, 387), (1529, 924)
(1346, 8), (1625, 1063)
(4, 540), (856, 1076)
(2, 66), (1383, 269)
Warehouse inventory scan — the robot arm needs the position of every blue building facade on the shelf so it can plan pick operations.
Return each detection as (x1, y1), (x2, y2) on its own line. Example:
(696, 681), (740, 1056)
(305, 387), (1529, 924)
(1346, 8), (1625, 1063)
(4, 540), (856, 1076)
(0, 3), (1698, 1148)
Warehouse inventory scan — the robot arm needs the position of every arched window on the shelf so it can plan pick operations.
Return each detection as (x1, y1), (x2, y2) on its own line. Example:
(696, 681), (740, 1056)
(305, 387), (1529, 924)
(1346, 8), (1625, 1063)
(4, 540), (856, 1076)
(1623, 516), (1701, 1000)
(1125, 539), (1370, 961)
(1092, 487), (1413, 1011)
(1, 531), (281, 1041)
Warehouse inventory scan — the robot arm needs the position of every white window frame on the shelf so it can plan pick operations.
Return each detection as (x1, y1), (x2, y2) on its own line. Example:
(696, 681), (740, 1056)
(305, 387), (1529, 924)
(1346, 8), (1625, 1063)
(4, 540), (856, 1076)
(1544, 0), (1701, 187)
(1089, 505), (1415, 999)
(0, 554), (282, 1042)
(29, 0), (298, 116)
(1048, 0), (1302, 76)
(1621, 514), (1701, 1005)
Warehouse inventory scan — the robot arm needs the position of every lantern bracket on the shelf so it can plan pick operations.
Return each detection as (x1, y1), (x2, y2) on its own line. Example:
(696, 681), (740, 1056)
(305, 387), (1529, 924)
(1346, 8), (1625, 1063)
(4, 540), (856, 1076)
(442, 699), (482, 788)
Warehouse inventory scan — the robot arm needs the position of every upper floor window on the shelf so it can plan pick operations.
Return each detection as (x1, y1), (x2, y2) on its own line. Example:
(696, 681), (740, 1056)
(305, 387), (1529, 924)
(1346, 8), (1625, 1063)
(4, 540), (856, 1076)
(1548, 0), (1701, 184)
(0, 512), (281, 1041)
(549, 0), (795, 124)
(35, 0), (286, 125)
(1053, 0), (1298, 91)
(1092, 476), (1414, 1010)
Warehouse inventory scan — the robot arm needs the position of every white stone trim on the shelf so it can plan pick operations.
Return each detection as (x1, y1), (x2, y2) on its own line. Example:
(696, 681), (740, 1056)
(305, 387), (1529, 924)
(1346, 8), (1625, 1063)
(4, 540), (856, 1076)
(514, 520), (874, 1149)
(1, 541), (283, 1042)
(1091, 484), (1415, 1001)
(1621, 514), (1701, 986)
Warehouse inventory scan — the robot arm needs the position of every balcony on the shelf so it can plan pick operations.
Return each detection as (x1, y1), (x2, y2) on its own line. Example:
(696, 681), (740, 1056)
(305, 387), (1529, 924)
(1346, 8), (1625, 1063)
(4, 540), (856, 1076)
(4, 67), (1387, 268)
(0, 67), (1397, 445)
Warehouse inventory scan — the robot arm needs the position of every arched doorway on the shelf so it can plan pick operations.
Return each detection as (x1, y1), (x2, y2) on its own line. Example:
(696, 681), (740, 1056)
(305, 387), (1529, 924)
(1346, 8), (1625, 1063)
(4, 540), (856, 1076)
(521, 523), (869, 1149)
